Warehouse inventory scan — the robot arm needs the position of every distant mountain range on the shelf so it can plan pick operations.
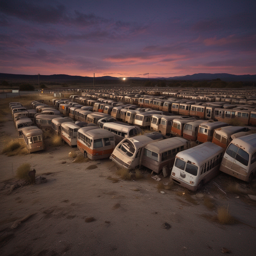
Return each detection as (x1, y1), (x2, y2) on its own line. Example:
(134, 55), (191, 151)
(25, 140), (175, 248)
(0, 73), (256, 82)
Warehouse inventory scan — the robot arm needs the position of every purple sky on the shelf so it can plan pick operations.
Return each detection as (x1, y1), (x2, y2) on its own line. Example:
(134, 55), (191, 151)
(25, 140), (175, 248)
(0, 0), (256, 78)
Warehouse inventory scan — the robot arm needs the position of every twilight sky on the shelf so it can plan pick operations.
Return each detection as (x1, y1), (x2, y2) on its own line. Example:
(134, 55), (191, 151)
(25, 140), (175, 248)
(0, 0), (256, 78)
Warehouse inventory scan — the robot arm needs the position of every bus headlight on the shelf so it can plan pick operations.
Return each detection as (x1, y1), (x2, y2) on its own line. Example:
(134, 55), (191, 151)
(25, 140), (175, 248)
(190, 181), (194, 184)
(172, 172), (175, 176)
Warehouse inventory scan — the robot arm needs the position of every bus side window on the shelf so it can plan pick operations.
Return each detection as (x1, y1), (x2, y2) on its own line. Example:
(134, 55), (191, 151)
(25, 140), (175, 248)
(104, 138), (111, 146)
(251, 152), (256, 164)
(201, 165), (204, 175)
(204, 163), (207, 173)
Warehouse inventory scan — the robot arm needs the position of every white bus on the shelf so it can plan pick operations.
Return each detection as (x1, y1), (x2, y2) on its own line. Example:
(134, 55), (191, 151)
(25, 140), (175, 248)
(171, 142), (224, 191)
(220, 134), (256, 182)
(61, 122), (80, 146)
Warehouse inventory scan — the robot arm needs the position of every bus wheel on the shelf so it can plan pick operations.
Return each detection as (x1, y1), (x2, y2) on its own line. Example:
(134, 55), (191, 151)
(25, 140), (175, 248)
(84, 152), (87, 158)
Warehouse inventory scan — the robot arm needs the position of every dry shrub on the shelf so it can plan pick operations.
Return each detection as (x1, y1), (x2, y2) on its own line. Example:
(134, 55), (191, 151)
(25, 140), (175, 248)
(217, 207), (235, 224)
(51, 135), (62, 147)
(203, 196), (215, 210)
(16, 163), (31, 181)
(69, 150), (77, 158)
(157, 182), (165, 191)
(116, 168), (132, 180)
(2, 140), (20, 154)
(135, 169), (143, 179)
(72, 153), (90, 163)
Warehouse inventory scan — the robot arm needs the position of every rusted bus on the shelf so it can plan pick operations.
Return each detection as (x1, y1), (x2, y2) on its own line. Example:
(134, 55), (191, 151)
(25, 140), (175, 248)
(235, 108), (253, 126)
(162, 101), (173, 112)
(103, 122), (141, 144)
(212, 126), (250, 149)
(130, 97), (139, 104)
(52, 117), (74, 135)
(204, 104), (224, 119)
(134, 111), (163, 128)
(61, 122), (80, 147)
(93, 102), (101, 112)
(158, 115), (182, 135)
(77, 128), (115, 160)
(103, 105), (113, 115)
(81, 106), (93, 111)
(110, 135), (157, 170)
(21, 127), (44, 153)
(69, 106), (80, 120)
(111, 106), (123, 120)
(86, 112), (109, 125)
(150, 114), (166, 131)
(74, 108), (84, 121)
(87, 100), (97, 106)
(250, 111), (256, 126)
(171, 118), (196, 137)
(178, 102), (195, 116)
(36, 104), (49, 113)
(15, 117), (34, 136)
(141, 137), (189, 175)
(152, 99), (164, 111)
(171, 142), (224, 191)
(214, 108), (237, 123)
(190, 104), (206, 119)
(13, 109), (36, 122)
(142, 98), (154, 108)
(220, 134), (256, 182)
(171, 102), (180, 114)
(125, 110), (143, 124)
(11, 106), (27, 116)
(197, 121), (228, 143)
(98, 103), (108, 113)
(138, 98), (144, 107)
(35, 114), (60, 131)
(77, 110), (92, 122)
(59, 103), (71, 116)
(183, 120), (206, 141)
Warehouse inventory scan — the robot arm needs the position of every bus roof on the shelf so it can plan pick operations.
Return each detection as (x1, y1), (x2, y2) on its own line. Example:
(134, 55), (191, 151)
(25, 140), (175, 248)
(22, 127), (43, 137)
(145, 137), (187, 154)
(16, 118), (32, 124)
(128, 135), (153, 147)
(184, 120), (207, 127)
(173, 118), (195, 124)
(231, 134), (256, 154)
(176, 142), (223, 165)
(214, 126), (246, 137)
(78, 126), (98, 135)
(199, 121), (227, 129)
(103, 122), (135, 132)
(52, 117), (73, 125)
(85, 128), (114, 139)
(35, 114), (60, 120)
(61, 122), (80, 129)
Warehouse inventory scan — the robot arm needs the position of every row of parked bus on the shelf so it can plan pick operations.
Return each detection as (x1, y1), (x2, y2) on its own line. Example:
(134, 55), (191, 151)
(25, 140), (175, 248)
(9, 96), (256, 191)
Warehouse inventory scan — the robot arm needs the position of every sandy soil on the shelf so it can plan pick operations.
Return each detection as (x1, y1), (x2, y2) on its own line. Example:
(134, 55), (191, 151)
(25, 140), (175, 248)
(1, 100), (256, 256)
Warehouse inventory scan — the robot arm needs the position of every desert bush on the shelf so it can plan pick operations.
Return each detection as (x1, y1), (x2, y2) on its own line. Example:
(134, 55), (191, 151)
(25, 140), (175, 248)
(2, 140), (21, 154)
(217, 206), (234, 224)
(203, 196), (215, 210)
(51, 135), (62, 147)
(16, 163), (31, 181)
(72, 153), (90, 163)
(135, 169), (143, 179)
(69, 150), (77, 158)
(116, 168), (132, 180)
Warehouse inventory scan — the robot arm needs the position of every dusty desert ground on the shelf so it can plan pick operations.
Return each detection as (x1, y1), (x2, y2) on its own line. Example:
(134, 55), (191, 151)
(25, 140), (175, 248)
(1, 94), (256, 256)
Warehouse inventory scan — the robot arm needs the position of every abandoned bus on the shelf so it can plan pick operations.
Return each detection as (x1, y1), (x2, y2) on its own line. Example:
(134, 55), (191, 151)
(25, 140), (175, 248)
(171, 118), (196, 137)
(134, 111), (163, 128)
(86, 113), (109, 125)
(52, 117), (74, 135)
(111, 106), (124, 120)
(103, 122), (141, 143)
(183, 120), (206, 141)
(15, 118), (34, 135)
(61, 122), (80, 146)
(220, 134), (256, 182)
(212, 126), (250, 149)
(110, 135), (155, 170)
(197, 121), (228, 143)
(35, 114), (60, 131)
(77, 128), (115, 160)
(21, 127), (44, 153)
(77, 110), (92, 122)
(171, 142), (224, 191)
(150, 114), (167, 131)
(141, 137), (189, 176)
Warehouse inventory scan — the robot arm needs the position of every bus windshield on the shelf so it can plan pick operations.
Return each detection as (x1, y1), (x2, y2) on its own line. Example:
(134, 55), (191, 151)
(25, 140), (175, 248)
(175, 158), (186, 170)
(185, 163), (198, 176)
(226, 143), (249, 166)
